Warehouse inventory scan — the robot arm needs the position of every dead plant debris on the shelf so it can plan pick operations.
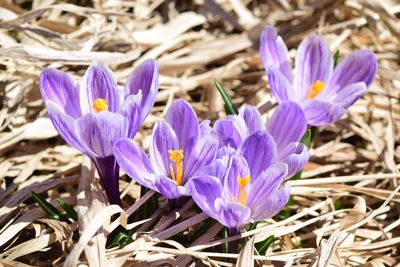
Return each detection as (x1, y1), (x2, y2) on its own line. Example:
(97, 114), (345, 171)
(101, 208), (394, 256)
(0, 0), (399, 266)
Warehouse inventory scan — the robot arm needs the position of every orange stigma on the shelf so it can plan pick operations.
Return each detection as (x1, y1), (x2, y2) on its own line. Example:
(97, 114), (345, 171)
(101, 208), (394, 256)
(92, 98), (108, 112)
(307, 80), (325, 99)
(169, 150), (184, 186)
(236, 175), (251, 205)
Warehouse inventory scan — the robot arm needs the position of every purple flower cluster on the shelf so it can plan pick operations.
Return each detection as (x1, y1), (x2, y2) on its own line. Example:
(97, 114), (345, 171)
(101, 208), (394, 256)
(189, 102), (307, 229)
(39, 26), (377, 231)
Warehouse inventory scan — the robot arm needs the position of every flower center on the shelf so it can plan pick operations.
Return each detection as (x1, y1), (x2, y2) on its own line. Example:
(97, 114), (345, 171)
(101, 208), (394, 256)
(169, 149), (184, 186)
(92, 98), (108, 112)
(235, 175), (251, 205)
(307, 80), (325, 99)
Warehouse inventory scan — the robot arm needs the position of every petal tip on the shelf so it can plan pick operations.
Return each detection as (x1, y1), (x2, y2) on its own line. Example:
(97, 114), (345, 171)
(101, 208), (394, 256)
(261, 25), (278, 38)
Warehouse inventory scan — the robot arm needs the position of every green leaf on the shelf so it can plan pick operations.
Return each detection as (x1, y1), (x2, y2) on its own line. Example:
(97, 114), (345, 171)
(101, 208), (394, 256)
(334, 199), (343, 210)
(31, 191), (70, 223)
(222, 227), (229, 253)
(290, 170), (303, 181)
(138, 186), (159, 220)
(138, 186), (148, 220)
(274, 206), (292, 221)
(333, 50), (340, 68)
(149, 188), (159, 212)
(214, 79), (238, 115)
(301, 128), (312, 149)
(109, 231), (133, 248)
(56, 199), (78, 221)
(255, 235), (276, 255)
(286, 196), (295, 206)
(247, 221), (258, 231)
(274, 196), (294, 221)
(138, 186), (159, 222)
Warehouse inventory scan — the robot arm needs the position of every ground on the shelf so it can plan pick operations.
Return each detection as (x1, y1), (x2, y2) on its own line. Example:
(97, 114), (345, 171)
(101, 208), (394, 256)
(0, 0), (399, 266)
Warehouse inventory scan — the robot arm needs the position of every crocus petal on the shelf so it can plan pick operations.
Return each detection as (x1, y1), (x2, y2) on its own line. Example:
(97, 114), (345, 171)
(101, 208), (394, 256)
(293, 34), (332, 99)
(156, 176), (187, 199)
(77, 111), (128, 158)
(239, 131), (277, 178)
(195, 156), (229, 179)
(184, 135), (218, 179)
(40, 68), (81, 118)
(300, 100), (346, 126)
(266, 101), (307, 150)
(200, 120), (212, 136)
(46, 101), (84, 151)
(247, 163), (287, 208)
(213, 116), (248, 149)
(216, 146), (236, 159)
(238, 104), (265, 134)
(330, 82), (367, 109)
(189, 175), (223, 219)
(266, 66), (298, 102)
(149, 121), (179, 176)
(165, 99), (200, 153)
(223, 155), (250, 200)
(114, 138), (158, 191)
(124, 59), (159, 123)
(214, 198), (251, 229)
(79, 63), (119, 114)
(278, 143), (309, 178)
(327, 50), (377, 93)
(260, 26), (293, 82)
(251, 182), (291, 222)
(119, 93), (143, 138)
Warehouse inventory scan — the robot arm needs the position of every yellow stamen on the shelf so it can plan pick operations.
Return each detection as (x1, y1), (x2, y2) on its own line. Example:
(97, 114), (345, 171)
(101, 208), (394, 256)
(168, 149), (184, 186)
(236, 175), (251, 205)
(92, 98), (108, 112)
(307, 80), (325, 99)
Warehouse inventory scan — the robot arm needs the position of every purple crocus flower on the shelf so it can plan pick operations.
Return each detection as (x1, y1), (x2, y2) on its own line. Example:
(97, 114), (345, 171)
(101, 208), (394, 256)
(113, 99), (218, 204)
(188, 133), (290, 230)
(260, 26), (377, 126)
(39, 59), (159, 205)
(214, 102), (309, 178)
(188, 102), (308, 230)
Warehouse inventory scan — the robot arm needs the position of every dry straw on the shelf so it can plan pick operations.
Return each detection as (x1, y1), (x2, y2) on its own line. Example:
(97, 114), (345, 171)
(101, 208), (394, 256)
(0, 0), (399, 266)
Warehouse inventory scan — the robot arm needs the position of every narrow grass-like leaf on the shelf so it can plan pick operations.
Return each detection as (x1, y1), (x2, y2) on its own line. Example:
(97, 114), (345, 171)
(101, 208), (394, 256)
(333, 50), (340, 68)
(31, 191), (70, 223)
(214, 78), (238, 115)
(255, 235), (276, 255)
(222, 227), (229, 253)
(108, 231), (134, 248)
(139, 186), (150, 219)
(248, 222), (258, 231)
(274, 196), (294, 221)
(149, 188), (159, 212)
(56, 198), (78, 221)
(301, 128), (312, 149)
(138, 186), (159, 219)
(274, 205), (291, 220)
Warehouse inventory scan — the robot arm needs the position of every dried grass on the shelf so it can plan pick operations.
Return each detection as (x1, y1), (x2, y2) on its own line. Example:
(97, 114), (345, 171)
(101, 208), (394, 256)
(0, 0), (399, 266)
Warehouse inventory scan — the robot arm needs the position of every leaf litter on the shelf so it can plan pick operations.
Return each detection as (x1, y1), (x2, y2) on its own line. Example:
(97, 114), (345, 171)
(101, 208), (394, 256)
(0, 0), (399, 266)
